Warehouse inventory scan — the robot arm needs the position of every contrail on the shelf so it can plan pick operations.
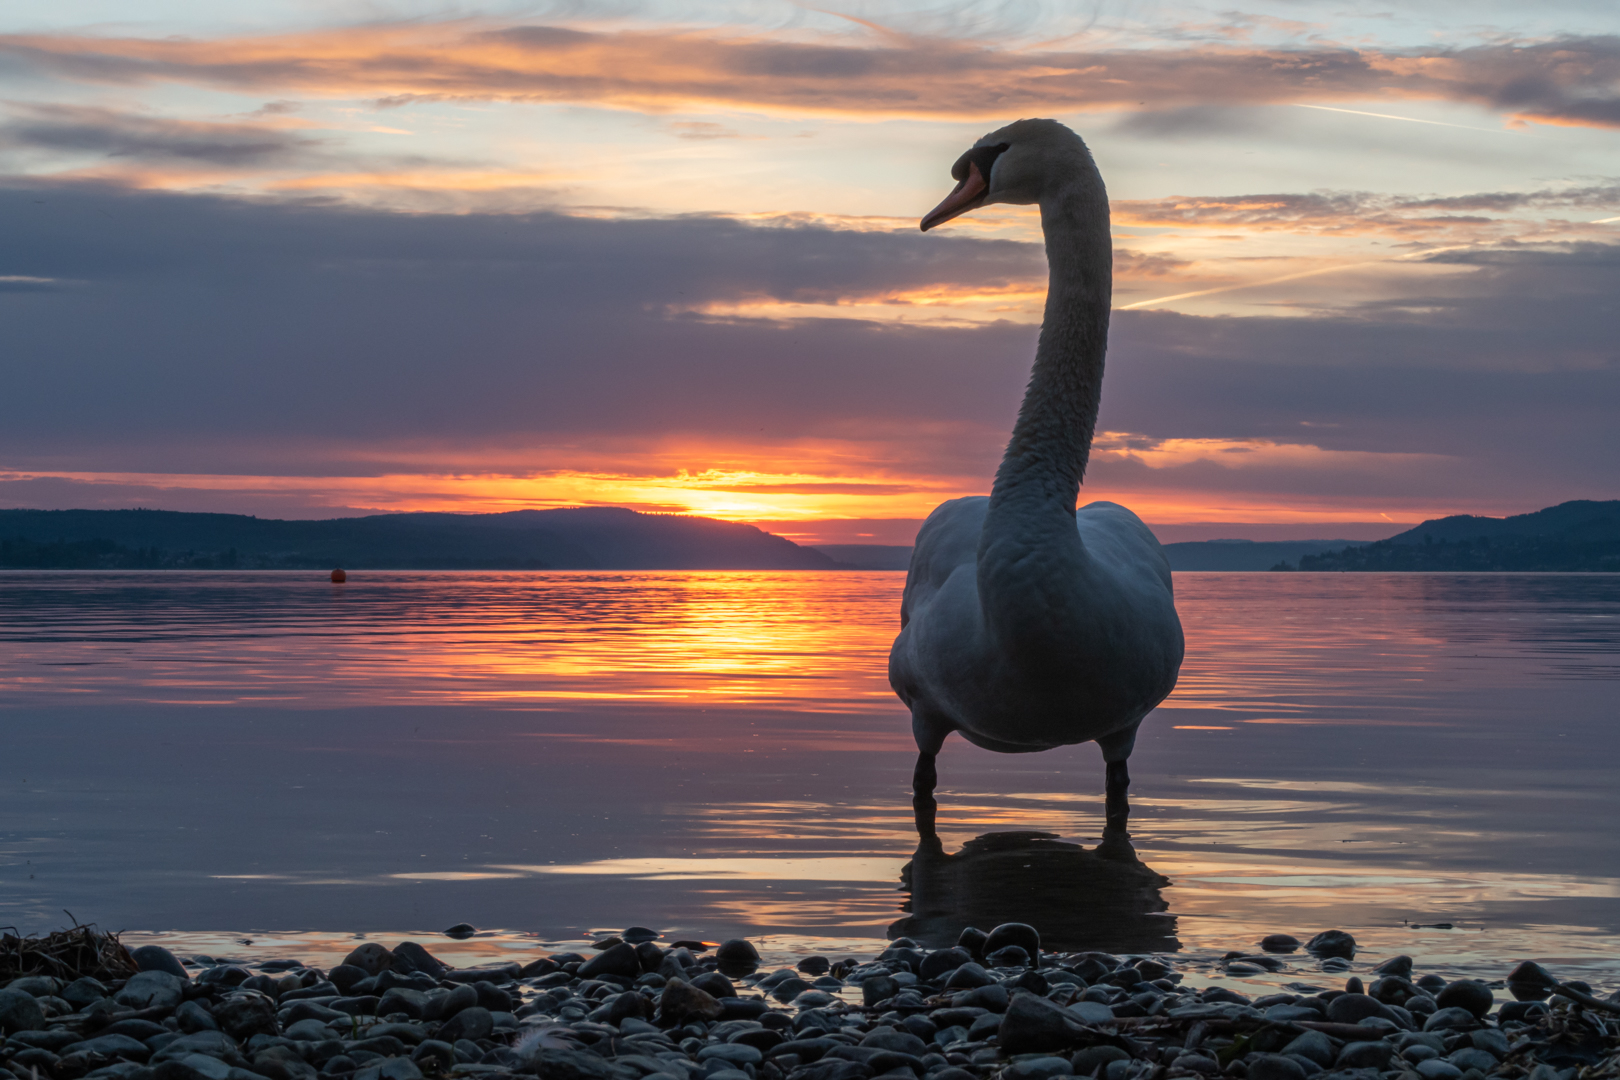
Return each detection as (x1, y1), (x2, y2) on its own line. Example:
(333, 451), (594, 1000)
(1118, 244), (1476, 310)
(1593, 215), (1620, 224)
(1292, 103), (1527, 136)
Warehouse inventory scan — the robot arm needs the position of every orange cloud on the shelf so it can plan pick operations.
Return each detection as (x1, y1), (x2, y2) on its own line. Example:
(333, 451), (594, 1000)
(2, 22), (1617, 127)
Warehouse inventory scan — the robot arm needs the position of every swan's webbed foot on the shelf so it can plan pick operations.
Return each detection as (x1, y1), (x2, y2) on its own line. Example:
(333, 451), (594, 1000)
(1105, 758), (1131, 832)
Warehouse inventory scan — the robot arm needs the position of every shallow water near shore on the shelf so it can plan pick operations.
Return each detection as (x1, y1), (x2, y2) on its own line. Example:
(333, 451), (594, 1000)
(1, 570), (1617, 986)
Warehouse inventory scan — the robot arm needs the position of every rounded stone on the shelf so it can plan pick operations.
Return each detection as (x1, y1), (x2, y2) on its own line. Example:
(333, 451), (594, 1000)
(1447, 1049), (1498, 1072)
(0, 988), (47, 1034)
(1280, 1031), (1334, 1068)
(657, 978), (723, 1025)
(1417, 1061), (1464, 1080)
(1504, 962), (1556, 1001)
(1436, 980), (1492, 1019)
(715, 940), (761, 967)
(132, 946), (191, 980)
(1374, 955), (1414, 979)
(983, 924), (1041, 966)
(342, 944), (394, 976)
(391, 942), (448, 979)
(999, 992), (1084, 1055)
(115, 970), (186, 1011)
(1497, 1001), (1548, 1025)
(1334, 1042), (1393, 1070)
(578, 943), (642, 980)
(1246, 1054), (1307, 1080)
(988, 946), (1032, 969)
(1423, 1007), (1479, 1032)
(796, 955), (831, 976)
(1259, 934), (1300, 954)
(957, 927), (989, 960)
(1325, 994), (1393, 1025)
(697, 1043), (763, 1067)
(216, 992), (279, 1040)
(1072, 1046), (1131, 1077)
(285, 1019), (336, 1041)
(689, 972), (736, 999)
(943, 963), (994, 990)
(860, 976), (900, 1007)
(1304, 930), (1356, 959)
(438, 1005), (493, 1042)
(919, 948), (972, 981)
(1004, 1057), (1074, 1080)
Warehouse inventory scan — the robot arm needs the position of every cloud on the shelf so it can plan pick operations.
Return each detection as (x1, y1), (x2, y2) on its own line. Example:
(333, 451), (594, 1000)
(0, 24), (1617, 128)
(0, 103), (324, 166)
(0, 181), (1613, 527)
(1113, 183), (1620, 237)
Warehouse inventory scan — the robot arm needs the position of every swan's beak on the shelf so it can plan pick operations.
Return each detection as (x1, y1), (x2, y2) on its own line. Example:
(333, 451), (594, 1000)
(920, 161), (988, 232)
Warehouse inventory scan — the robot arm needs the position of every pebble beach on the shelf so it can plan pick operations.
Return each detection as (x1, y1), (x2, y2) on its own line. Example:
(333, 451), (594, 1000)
(3, 923), (1616, 1080)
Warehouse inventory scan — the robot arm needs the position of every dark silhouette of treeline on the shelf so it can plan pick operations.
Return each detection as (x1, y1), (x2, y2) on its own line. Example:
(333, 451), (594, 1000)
(1276, 500), (1620, 572)
(0, 507), (838, 571)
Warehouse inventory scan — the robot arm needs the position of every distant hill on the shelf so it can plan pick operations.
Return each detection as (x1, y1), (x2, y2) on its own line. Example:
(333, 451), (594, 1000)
(0, 507), (838, 571)
(1162, 539), (1362, 572)
(1287, 500), (1620, 572)
(811, 544), (914, 570)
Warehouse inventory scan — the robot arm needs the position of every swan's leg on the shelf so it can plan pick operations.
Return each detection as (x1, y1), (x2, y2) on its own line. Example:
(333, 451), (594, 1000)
(913, 752), (938, 799)
(1097, 726), (1139, 831)
(912, 754), (939, 839)
(910, 711), (950, 835)
(1104, 759), (1130, 829)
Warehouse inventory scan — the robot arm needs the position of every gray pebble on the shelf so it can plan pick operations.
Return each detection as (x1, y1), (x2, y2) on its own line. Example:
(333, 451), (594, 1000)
(1334, 1042), (1393, 1070)
(0, 988), (47, 1034)
(1246, 1053), (1308, 1080)
(115, 970), (186, 1011)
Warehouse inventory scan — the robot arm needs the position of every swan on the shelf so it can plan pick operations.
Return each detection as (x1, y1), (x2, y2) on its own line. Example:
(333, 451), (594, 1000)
(888, 119), (1185, 827)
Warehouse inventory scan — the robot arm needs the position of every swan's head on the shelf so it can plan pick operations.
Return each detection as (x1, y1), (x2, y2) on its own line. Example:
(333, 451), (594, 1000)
(920, 118), (1097, 231)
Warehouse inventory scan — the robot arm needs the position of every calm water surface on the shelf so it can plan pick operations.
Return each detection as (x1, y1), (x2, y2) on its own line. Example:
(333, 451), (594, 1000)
(0, 571), (1616, 987)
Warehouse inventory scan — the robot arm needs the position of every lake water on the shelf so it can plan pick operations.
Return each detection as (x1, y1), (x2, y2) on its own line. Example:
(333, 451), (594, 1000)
(1, 570), (1617, 988)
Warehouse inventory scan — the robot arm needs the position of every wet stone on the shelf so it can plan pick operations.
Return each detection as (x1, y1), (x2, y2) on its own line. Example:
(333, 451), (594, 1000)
(796, 956), (831, 976)
(1325, 994), (1394, 1025)
(1260, 935), (1300, 953)
(580, 945), (643, 981)
(984, 924), (1042, 966)
(988, 946), (1032, 969)
(342, 944), (394, 976)
(1304, 931), (1357, 959)
(1435, 981), (1493, 1019)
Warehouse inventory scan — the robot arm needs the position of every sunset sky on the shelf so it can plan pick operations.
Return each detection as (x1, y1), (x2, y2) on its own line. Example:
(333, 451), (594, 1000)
(2, 0), (1616, 544)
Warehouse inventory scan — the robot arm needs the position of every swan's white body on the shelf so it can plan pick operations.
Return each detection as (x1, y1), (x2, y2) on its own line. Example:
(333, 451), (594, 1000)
(889, 120), (1184, 808)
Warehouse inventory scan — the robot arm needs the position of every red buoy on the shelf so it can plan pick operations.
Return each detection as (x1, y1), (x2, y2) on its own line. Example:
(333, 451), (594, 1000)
(331, 568), (347, 583)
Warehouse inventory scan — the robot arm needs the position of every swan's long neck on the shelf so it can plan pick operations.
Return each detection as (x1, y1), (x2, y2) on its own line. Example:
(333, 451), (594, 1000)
(983, 176), (1112, 543)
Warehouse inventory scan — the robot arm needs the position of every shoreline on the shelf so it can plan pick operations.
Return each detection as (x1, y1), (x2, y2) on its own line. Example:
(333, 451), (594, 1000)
(2, 923), (1615, 1080)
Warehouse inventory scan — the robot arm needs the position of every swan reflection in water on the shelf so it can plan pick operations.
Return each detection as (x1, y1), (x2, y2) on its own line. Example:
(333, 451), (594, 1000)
(890, 798), (1178, 954)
